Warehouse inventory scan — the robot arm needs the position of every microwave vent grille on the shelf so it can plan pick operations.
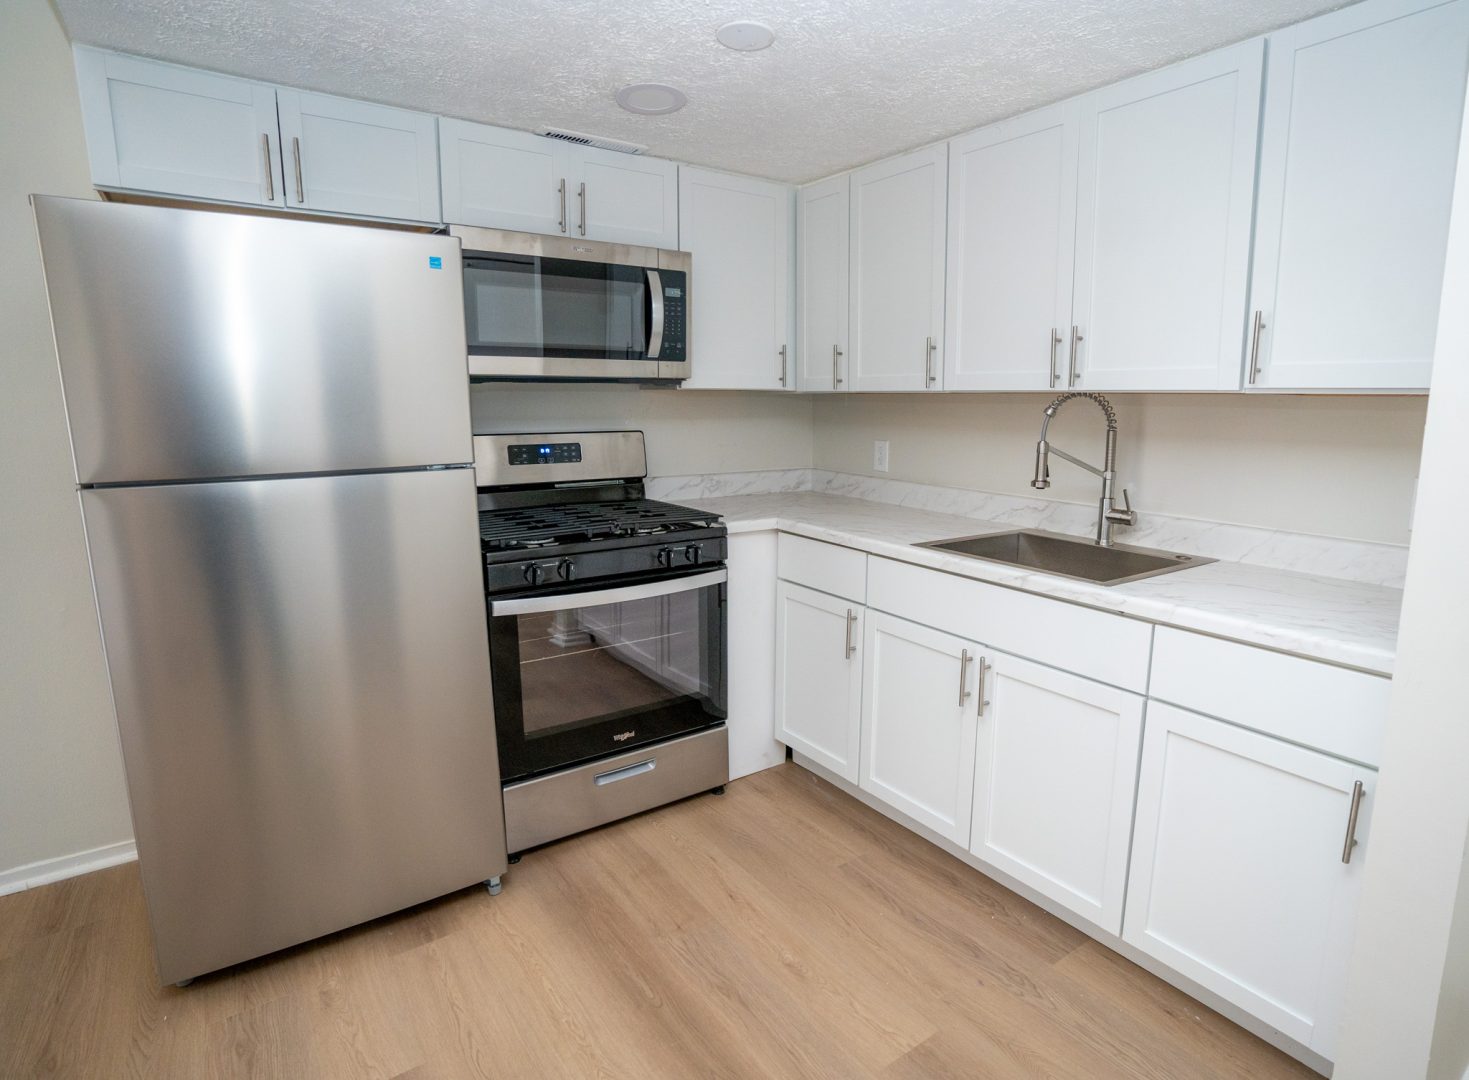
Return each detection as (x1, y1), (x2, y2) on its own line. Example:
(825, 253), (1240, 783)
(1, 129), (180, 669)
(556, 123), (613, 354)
(536, 127), (648, 155)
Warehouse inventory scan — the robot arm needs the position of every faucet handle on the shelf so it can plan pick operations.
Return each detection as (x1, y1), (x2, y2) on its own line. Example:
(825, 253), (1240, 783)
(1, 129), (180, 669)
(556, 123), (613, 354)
(1107, 488), (1138, 527)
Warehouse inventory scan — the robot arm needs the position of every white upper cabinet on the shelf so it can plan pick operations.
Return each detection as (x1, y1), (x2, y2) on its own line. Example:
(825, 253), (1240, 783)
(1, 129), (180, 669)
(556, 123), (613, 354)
(275, 91), (440, 222)
(945, 101), (1081, 392)
(797, 176), (851, 391)
(859, 611), (979, 844)
(849, 145), (949, 392)
(1124, 703), (1374, 1060)
(74, 47), (284, 209)
(1071, 42), (1264, 391)
(439, 120), (564, 234)
(968, 652), (1143, 934)
(440, 121), (678, 248)
(1248, 0), (1469, 391)
(677, 168), (793, 389)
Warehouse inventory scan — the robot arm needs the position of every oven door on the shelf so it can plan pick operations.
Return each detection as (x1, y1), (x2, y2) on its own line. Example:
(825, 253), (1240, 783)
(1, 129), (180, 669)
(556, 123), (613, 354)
(488, 569), (727, 783)
(463, 249), (663, 380)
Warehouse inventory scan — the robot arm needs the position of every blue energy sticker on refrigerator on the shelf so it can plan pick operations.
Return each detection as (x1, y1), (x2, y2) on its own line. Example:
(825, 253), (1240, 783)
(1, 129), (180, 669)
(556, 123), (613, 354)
(428, 256), (443, 270)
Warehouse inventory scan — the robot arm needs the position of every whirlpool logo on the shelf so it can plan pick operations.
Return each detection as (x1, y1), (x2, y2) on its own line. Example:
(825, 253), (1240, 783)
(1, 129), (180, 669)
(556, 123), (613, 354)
(612, 730), (636, 743)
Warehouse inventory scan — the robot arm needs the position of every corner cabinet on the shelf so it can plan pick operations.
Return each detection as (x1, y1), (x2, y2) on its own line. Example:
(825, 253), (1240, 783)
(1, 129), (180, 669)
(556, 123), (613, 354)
(1124, 703), (1373, 1060)
(678, 168), (794, 390)
(1247, 0), (1469, 391)
(944, 101), (1080, 392)
(1070, 41), (1263, 391)
(796, 176), (851, 391)
(774, 581), (864, 782)
(848, 145), (949, 392)
(74, 47), (442, 224)
(440, 118), (678, 248)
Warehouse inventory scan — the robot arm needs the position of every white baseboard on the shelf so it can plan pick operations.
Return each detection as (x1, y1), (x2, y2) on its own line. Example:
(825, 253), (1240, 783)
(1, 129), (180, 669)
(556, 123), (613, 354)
(0, 839), (137, 897)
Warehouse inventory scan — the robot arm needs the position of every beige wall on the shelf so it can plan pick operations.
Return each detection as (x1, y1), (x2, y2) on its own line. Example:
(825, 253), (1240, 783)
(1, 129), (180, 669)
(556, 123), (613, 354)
(470, 385), (815, 477)
(0, 0), (132, 876)
(813, 392), (1428, 545)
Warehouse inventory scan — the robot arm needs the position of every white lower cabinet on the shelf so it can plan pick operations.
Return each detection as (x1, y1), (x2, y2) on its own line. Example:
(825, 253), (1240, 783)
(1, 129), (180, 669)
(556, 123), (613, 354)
(1123, 702), (1374, 1059)
(968, 652), (1143, 933)
(858, 612), (979, 844)
(725, 533), (785, 781)
(774, 581), (864, 782)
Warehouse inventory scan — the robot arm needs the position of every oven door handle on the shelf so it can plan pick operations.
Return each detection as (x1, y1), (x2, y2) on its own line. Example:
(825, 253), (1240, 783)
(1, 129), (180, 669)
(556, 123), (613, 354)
(646, 269), (664, 359)
(490, 568), (726, 617)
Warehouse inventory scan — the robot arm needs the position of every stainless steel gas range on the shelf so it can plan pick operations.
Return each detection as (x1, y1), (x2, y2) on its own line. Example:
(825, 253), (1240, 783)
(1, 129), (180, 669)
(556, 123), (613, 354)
(474, 431), (729, 855)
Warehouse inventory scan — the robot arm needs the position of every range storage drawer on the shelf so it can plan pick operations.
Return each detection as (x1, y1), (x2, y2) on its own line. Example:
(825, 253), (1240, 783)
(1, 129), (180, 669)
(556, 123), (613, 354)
(1149, 627), (1390, 766)
(777, 533), (867, 601)
(866, 556), (1152, 692)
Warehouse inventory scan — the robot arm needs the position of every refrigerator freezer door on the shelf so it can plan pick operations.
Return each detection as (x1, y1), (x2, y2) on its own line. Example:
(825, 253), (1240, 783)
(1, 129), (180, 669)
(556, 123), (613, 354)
(81, 468), (505, 984)
(34, 197), (471, 485)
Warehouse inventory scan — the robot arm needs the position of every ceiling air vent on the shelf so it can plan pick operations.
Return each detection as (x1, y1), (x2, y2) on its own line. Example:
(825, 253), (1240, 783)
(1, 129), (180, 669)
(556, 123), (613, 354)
(535, 127), (647, 155)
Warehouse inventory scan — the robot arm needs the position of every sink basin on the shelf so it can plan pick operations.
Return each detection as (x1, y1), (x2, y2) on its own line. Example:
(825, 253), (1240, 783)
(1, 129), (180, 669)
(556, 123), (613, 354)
(916, 529), (1214, 586)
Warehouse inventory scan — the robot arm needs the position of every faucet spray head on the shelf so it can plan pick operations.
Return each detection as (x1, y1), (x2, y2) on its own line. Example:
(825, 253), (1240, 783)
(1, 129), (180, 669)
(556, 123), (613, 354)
(1032, 441), (1051, 490)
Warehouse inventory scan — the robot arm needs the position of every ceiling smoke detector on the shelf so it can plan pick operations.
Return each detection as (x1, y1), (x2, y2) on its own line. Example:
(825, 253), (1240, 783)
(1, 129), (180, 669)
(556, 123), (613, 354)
(716, 21), (775, 52)
(615, 83), (688, 116)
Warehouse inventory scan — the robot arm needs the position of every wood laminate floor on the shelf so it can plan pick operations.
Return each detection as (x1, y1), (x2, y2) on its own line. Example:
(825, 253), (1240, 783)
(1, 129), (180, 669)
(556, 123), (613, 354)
(0, 763), (1316, 1079)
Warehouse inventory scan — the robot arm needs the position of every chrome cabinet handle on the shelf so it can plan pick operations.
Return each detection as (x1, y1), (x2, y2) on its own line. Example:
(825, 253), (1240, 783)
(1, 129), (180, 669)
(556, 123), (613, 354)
(578, 182), (587, 236)
(779, 344), (788, 387)
(925, 336), (936, 388)
(833, 344), (844, 388)
(844, 609), (857, 659)
(1341, 779), (1366, 863)
(261, 134), (275, 202)
(975, 655), (990, 713)
(1049, 328), (1063, 388)
(1247, 310), (1266, 385)
(958, 649), (972, 706)
(292, 136), (304, 203)
(558, 179), (567, 233)
(1069, 325), (1083, 386)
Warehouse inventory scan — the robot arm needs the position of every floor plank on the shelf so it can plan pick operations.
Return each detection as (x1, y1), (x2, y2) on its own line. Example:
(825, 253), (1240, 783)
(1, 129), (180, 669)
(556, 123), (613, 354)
(0, 762), (1316, 1078)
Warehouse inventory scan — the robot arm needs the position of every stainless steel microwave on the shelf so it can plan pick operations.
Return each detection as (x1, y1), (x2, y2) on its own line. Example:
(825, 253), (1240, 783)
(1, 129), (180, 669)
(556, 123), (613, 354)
(448, 225), (690, 382)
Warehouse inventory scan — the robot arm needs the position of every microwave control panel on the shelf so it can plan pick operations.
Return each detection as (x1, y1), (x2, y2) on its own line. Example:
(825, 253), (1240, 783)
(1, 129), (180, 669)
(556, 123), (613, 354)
(507, 442), (583, 466)
(658, 271), (687, 362)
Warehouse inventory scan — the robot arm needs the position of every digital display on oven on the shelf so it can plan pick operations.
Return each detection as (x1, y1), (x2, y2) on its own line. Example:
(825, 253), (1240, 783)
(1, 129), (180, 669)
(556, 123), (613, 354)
(507, 442), (583, 465)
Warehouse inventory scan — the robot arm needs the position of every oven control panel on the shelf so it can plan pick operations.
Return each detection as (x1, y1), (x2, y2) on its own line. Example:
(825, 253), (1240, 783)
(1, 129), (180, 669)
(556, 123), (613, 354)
(507, 442), (583, 466)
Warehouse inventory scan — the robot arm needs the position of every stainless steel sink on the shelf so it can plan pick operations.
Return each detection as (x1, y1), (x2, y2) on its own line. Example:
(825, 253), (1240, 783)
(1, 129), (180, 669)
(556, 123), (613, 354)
(916, 529), (1214, 586)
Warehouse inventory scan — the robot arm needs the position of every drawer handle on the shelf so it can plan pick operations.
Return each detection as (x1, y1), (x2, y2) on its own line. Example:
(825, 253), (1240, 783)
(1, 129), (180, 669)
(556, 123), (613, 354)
(1341, 779), (1366, 863)
(594, 759), (655, 786)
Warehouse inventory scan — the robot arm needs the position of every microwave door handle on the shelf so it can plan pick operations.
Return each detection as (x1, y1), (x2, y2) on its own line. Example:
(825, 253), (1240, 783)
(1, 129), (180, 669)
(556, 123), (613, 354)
(646, 269), (664, 359)
(490, 568), (726, 617)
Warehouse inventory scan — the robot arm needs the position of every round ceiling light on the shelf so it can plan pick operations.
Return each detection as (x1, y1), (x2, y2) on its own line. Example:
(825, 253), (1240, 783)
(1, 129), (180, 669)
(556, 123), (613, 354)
(717, 20), (776, 52)
(615, 83), (688, 115)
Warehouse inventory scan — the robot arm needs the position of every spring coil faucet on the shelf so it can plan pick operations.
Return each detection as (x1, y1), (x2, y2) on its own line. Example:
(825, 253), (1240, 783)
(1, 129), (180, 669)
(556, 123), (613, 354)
(1031, 392), (1138, 547)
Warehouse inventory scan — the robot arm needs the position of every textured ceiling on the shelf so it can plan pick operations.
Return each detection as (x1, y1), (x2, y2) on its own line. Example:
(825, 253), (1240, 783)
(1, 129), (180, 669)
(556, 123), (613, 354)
(55, 0), (1351, 184)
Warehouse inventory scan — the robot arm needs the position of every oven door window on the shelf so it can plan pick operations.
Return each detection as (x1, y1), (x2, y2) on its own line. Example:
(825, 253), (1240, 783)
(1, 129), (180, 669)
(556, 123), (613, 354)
(490, 578), (726, 782)
(464, 254), (650, 361)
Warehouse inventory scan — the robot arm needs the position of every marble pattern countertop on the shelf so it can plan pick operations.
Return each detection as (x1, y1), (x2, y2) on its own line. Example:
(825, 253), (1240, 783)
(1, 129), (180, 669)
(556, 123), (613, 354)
(686, 491), (1402, 677)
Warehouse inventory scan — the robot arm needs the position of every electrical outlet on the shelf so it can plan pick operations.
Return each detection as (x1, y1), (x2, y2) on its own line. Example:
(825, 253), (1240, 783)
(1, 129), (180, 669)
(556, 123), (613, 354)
(873, 440), (890, 473)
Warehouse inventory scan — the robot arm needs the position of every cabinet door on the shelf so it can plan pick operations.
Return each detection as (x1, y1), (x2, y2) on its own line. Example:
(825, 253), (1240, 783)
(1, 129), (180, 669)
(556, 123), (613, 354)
(568, 146), (679, 249)
(1071, 42), (1263, 390)
(797, 176), (850, 391)
(439, 119), (565, 233)
(774, 582), (863, 782)
(1249, 0), (1469, 391)
(859, 612), (978, 844)
(968, 653), (1142, 933)
(73, 46), (284, 207)
(275, 91), (440, 222)
(1124, 702), (1374, 1059)
(678, 168), (793, 390)
(945, 102), (1080, 392)
(849, 145), (948, 392)
(726, 533), (785, 780)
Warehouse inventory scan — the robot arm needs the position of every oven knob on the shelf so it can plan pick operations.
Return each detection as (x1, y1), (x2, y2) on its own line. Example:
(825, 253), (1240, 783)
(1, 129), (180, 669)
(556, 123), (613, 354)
(684, 543), (702, 565)
(657, 547), (675, 568)
(557, 558), (575, 581)
(522, 563), (544, 586)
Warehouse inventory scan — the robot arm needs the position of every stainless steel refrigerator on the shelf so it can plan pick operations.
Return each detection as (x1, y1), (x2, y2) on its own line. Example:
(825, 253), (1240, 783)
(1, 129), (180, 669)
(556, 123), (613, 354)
(33, 196), (507, 986)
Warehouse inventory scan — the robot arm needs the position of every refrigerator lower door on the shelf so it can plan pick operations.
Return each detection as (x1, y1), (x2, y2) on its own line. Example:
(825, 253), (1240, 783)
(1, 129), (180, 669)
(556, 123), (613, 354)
(81, 468), (505, 984)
